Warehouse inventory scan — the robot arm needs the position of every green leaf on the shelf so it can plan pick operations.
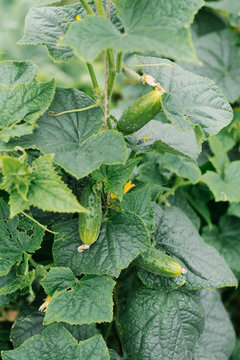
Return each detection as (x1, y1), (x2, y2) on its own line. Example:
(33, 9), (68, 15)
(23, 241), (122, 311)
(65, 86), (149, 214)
(0, 79), (55, 142)
(208, 135), (230, 175)
(0, 267), (34, 296)
(202, 215), (240, 272)
(168, 190), (201, 230)
(120, 186), (155, 232)
(153, 204), (237, 289)
(194, 289), (236, 360)
(10, 309), (44, 348)
(202, 161), (240, 202)
(126, 121), (201, 160)
(162, 153), (201, 183)
(10, 308), (99, 348)
(136, 56), (233, 138)
(137, 268), (186, 291)
(5, 154), (87, 217)
(44, 275), (115, 325)
(230, 340), (240, 360)
(11, 88), (127, 179)
(0, 61), (37, 86)
(62, 0), (203, 62)
(228, 203), (240, 218)
(119, 286), (204, 360)
(206, 0), (240, 16)
(19, 4), (87, 62)
(41, 267), (76, 296)
(0, 209), (44, 276)
(91, 158), (139, 201)
(2, 324), (110, 360)
(180, 29), (240, 103)
(53, 211), (150, 277)
(109, 349), (122, 360)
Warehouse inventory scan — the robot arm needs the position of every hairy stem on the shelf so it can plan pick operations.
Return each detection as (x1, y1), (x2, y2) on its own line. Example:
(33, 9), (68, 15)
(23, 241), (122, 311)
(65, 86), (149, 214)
(116, 51), (123, 73)
(79, 0), (94, 15)
(95, 0), (105, 16)
(87, 62), (100, 94)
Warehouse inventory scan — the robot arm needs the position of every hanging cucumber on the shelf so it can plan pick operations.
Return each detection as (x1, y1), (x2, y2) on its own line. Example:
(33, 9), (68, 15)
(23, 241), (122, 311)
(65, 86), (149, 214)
(117, 90), (162, 135)
(135, 248), (183, 277)
(78, 182), (102, 249)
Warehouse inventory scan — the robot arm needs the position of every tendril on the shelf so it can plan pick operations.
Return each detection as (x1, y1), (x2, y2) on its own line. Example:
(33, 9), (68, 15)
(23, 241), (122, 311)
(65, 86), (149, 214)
(125, 63), (174, 69)
(130, 132), (153, 144)
(48, 104), (100, 117)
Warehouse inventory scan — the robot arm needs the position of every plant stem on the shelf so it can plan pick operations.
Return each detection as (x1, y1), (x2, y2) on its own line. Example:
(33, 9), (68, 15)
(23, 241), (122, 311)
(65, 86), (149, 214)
(29, 257), (39, 269)
(107, 49), (115, 71)
(104, 52), (109, 130)
(95, 0), (105, 16)
(116, 51), (123, 73)
(86, 62), (100, 94)
(79, 0), (94, 15)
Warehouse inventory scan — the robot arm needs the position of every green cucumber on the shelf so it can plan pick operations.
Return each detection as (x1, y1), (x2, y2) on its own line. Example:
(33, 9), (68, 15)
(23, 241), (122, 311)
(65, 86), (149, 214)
(78, 182), (102, 246)
(135, 248), (182, 277)
(117, 90), (162, 135)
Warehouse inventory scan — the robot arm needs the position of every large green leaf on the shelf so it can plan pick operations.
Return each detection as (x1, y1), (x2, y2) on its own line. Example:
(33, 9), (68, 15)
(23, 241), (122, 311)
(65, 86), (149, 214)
(161, 153), (201, 184)
(2, 154), (86, 217)
(0, 61), (37, 86)
(0, 80), (55, 142)
(202, 161), (240, 202)
(180, 30), (240, 103)
(2, 324), (110, 360)
(62, 0), (203, 62)
(194, 289), (236, 360)
(137, 56), (233, 138)
(153, 204), (237, 290)
(44, 275), (115, 325)
(19, 4), (86, 61)
(10, 88), (127, 179)
(206, 0), (240, 15)
(0, 209), (44, 276)
(53, 211), (150, 277)
(228, 203), (240, 218)
(126, 121), (201, 160)
(10, 309), (44, 348)
(202, 215), (240, 272)
(119, 286), (204, 360)
(0, 266), (34, 296)
(10, 308), (99, 348)
(120, 186), (155, 232)
(138, 268), (186, 291)
(40, 267), (76, 297)
(208, 135), (230, 175)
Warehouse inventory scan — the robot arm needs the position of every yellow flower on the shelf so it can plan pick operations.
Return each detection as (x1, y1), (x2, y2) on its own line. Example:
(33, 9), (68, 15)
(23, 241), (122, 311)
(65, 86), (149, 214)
(39, 295), (51, 312)
(76, 15), (81, 21)
(110, 180), (135, 199)
(124, 180), (135, 194)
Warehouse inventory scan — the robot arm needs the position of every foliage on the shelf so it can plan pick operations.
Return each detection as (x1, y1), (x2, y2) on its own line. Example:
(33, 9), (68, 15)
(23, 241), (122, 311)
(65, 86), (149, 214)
(0, 0), (240, 359)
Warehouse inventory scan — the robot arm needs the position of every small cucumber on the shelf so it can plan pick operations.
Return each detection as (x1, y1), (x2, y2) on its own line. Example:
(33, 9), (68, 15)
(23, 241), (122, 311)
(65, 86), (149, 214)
(117, 90), (162, 135)
(135, 248), (182, 277)
(78, 183), (102, 246)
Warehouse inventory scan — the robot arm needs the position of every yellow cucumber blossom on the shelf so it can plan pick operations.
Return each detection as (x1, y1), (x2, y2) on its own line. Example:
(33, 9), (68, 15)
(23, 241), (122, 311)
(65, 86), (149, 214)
(110, 180), (135, 199)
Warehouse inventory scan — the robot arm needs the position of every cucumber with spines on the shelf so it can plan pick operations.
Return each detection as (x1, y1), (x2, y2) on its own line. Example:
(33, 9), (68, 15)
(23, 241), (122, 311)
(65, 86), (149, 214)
(78, 182), (102, 246)
(135, 247), (182, 277)
(117, 90), (162, 135)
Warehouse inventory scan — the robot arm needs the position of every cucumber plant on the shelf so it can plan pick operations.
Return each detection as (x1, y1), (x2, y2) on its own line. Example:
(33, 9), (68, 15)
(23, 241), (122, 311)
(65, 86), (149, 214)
(0, 0), (240, 359)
